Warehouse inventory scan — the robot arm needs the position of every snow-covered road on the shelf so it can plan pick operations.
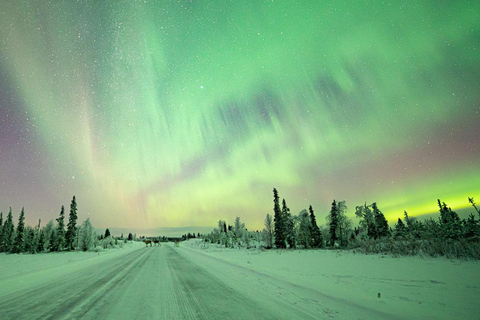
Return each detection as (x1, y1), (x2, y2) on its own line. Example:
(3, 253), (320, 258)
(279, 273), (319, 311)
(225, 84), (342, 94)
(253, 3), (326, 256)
(3, 241), (470, 319)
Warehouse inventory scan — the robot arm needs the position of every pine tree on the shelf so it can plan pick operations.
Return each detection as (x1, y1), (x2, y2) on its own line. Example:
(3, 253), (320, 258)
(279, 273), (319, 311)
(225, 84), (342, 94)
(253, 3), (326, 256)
(468, 197), (480, 218)
(38, 229), (45, 252)
(373, 203), (390, 239)
(438, 199), (461, 239)
(1, 208), (15, 252)
(12, 207), (26, 253)
(0, 212), (3, 241)
(394, 218), (406, 239)
(328, 200), (339, 247)
(297, 209), (311, 248)
(55, 205), (66, 251)
(282, 199), (295, 249)
(273, 188), (285, 248)
(105, 228), (111, 238)
(337, 201), (350, 246)
(0, 212), (3, 250)
(309, 206), (323, 248)
(65, 196), (78, 250)
(25, 227), (36, 254)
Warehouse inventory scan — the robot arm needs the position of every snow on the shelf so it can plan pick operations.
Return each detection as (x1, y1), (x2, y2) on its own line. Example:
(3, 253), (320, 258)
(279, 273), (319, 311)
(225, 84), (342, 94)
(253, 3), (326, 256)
(0, 239), (478, 319)
(183, 239), (480, 319)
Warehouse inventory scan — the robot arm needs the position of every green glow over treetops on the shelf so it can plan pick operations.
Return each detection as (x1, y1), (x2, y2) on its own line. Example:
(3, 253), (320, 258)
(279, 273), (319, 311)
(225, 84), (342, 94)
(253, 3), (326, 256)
(0, 1), (479, 230)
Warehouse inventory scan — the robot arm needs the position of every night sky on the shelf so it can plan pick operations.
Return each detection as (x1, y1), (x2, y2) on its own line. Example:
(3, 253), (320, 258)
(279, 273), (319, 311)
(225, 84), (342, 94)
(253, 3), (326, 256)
(1, 1), (479, 231)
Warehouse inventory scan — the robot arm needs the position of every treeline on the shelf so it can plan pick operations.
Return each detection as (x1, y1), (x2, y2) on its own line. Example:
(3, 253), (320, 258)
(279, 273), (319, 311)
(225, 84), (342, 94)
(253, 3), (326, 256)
(203, 188), (480, 259)
(0, 196), (125, 254)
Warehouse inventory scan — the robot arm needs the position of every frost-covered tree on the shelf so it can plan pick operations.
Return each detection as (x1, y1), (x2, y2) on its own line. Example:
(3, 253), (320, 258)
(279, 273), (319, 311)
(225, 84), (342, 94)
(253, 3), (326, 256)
(468, 197), (480, 218)
(262, 213), (274, 248)
(273, 188), (286, 249)
(38, 228), (45, 252)
(25, 226), (36, 254)
(393, 218), (406, 239)
(336, 201), (351, 246)
(297, 209), (311, 248)
(65, 196), (78, 250)
(327, 200), (338, 247)
(437, 199), (461, 239)
(283, 199), (296, 249)
(309, 206), (323, 248)
(55, 206), (66, 251)
(12, 207), (26, 253)
(0, 212), (3, 244)
(355, 203), (375, 240)
(373, 203), (389, 239)
(78, 218), (95, 251)
(234, 217), (244, 241)
(1, 208), (15, 252)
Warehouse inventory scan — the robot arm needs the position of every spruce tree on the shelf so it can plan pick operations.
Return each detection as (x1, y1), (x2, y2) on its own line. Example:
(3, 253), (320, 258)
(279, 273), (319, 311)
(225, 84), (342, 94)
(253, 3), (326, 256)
(1, 208), (15, 252)
(105, 228), (111, 238)
(394, 218), (406, 239)
(56, 205), (66, 251)
(328, 200), (338, 247)
(38, 229), (45, 252)
(373, 203), (390, 238)
(66, 196), (78, 250)
(309, 206), (323, 248)
(468, 197), (480, 218)
(12, 207), (25, 253)
(282, 199), (295, 249)
(0, 212), (3, 250)
(273, 188), (285, 249)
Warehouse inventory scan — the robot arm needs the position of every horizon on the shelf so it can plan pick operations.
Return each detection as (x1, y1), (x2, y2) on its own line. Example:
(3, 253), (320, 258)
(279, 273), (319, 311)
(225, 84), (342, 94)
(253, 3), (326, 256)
(1, 1), (479, 231)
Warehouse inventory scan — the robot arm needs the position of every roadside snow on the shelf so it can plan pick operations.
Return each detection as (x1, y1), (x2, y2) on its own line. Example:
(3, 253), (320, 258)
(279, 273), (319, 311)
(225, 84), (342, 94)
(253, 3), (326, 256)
(182, 239), (480, 319)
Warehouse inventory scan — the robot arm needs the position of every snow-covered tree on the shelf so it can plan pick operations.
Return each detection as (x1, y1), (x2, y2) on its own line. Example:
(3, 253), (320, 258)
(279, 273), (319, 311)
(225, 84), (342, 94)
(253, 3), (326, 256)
(0, 208), (15, 252)
(234, 217), (244, 240)
(12, 207), (25, 253)
(355, 203), (375, 240)
(273, 188), (286, 249)
(262, 213), (274, 248)
(297, 209), (311, 248)
(337, 201), (352, 246)
(78, 218), (95, 251)
(327, 200), (339, 247)
(283, 199), (296, 249)
(373, 203), (390, 239)
(393, 218), (406, 239)
(309, 206), (323, 248)
(65, 196), (78, 250)
(55, 206), (66, 251)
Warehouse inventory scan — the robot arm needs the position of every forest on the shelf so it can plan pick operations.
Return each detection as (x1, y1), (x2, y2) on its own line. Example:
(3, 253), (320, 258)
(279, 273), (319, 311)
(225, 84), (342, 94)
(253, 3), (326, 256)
(2, 190), (479, 259)
(0, 196), (133, 254)
(202, 188), (480, 259)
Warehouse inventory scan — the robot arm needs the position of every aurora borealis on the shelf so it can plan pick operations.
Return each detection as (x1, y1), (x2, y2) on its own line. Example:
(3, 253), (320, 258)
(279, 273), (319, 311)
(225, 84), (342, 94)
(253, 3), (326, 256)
(1, 1), (479, 232)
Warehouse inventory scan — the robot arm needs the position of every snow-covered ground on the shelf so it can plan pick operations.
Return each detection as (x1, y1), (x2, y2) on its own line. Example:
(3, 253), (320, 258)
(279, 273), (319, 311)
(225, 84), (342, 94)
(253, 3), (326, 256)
(0, 239), (478, 319)
(183, 239), (480, 319)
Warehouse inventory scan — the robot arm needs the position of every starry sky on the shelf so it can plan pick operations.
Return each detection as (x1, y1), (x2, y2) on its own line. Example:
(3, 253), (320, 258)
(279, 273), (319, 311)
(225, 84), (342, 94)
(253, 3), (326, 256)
(1, 1), (479, 232)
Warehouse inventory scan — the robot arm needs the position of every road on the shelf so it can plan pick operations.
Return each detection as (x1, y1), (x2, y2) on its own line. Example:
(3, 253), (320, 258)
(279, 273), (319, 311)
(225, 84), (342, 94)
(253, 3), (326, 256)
(0, 243), (320, 319)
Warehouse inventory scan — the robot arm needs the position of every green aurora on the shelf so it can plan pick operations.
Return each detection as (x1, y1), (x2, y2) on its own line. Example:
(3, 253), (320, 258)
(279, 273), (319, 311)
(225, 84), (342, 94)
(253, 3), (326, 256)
(0, 1), (479, 231)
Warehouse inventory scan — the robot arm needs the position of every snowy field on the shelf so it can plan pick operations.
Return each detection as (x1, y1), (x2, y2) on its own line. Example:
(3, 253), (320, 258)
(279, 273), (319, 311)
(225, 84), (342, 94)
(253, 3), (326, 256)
(0, 239), (478, 319)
